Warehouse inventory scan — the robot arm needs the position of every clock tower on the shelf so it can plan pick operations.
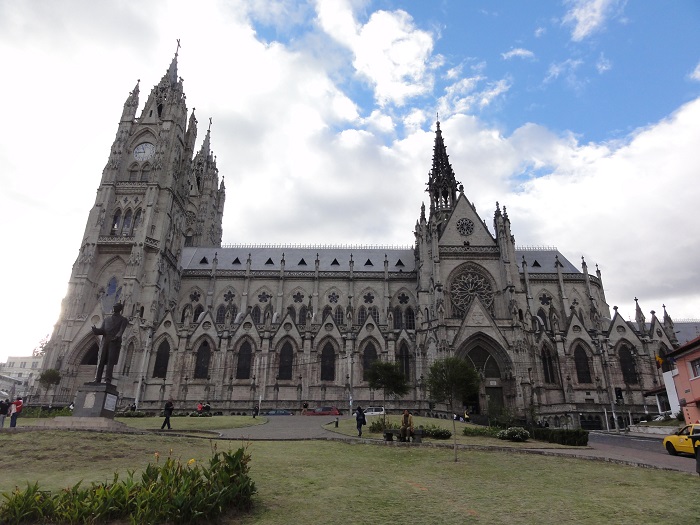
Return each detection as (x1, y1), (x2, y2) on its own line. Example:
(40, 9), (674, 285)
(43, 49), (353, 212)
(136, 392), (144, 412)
(44, 49), (225, 385)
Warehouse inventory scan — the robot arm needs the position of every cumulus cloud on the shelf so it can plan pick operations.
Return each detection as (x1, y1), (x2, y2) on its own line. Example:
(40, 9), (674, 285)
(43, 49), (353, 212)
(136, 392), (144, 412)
(562, 0), (620, 42)
(316, 0), (437, 107)
(501, 48), (535, 60)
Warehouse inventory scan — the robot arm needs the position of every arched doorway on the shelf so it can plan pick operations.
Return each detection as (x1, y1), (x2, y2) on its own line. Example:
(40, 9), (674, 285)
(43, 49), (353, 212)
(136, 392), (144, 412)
(457, 334), (512, 417)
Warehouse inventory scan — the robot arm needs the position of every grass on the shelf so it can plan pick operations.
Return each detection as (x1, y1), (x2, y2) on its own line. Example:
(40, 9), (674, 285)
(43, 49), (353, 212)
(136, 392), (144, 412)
(0, 425), (694, 524)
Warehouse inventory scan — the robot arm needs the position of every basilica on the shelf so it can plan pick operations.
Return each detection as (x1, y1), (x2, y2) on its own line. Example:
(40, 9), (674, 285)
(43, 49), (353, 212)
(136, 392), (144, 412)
(40, 53), (680, 430)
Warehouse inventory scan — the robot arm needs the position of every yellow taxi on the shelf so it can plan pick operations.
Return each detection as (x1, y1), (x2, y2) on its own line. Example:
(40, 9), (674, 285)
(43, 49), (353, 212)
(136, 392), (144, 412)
(663, 423), (700, 456)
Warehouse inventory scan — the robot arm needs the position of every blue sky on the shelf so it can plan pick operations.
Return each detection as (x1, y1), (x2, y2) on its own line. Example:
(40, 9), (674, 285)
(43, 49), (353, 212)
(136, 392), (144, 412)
(0, 0), (699, 361)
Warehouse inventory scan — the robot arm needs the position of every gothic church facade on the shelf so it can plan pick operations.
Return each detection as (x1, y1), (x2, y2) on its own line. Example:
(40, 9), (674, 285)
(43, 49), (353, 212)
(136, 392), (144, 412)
(41, 55), (679, 429)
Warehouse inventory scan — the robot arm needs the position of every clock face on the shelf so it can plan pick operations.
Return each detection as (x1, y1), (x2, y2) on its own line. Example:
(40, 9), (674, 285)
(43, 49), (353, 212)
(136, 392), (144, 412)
(456, 217), (475, 236)
(133, 142), (155, 162)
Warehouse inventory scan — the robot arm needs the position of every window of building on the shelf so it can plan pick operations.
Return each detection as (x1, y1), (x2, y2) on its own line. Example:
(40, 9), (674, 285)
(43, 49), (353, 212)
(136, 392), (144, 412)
(31, 362), (38, 369)
(393, 306), (403, 329)
(287, 306), (296, 324)
(322, 305), (332, 321)
(357, 306), (367, 326)
(194, 341), (211, 379)
(121, 209), (133, 235)
(298, 306), (308, 326)
(251, 306), (261, 324)
(321, 343), (335, 381)
(110, 210), (121, 235)
(541, 348), (556, 384)
(398, 342), (410, 380)
(228, 305), (238, 326)
(691, 358), (700, 379)
(362, 342), (378, 381)
(20, 362), (26, 368)
(193, 304), (204, 323)
(574, 346), (592, 383)
(405, 307), (415, 330)
(333, 306), (344, 326)
(236, 341), (252, 380)
(152, 340), (170, 378)
(215, 305), (226, 324)
(368, 306), (379, 323)
(122, 342), (134, 376)
(278, 342), (294, 380)
(180, 305), (192, 323)
(619, 345), (638, 384)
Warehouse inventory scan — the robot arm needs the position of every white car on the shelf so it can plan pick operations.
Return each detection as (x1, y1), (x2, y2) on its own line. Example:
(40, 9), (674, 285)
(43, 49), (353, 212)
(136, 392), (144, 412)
(362, 406), (385, 417)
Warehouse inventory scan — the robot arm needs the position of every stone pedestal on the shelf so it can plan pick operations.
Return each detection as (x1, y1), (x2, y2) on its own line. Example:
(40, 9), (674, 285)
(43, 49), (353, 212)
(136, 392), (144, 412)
(73, 382), (119, 419)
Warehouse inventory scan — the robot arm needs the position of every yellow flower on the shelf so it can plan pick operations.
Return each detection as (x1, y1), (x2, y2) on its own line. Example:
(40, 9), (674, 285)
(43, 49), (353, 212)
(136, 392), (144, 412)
(187, 458), (196, 465)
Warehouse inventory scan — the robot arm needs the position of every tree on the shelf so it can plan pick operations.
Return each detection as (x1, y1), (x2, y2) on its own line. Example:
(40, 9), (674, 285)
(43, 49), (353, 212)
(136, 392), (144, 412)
(38, 368), (61, 390)
(366, 360), (409, 427)
(33, 334), (50, 357)
(427, 356), (480, 461)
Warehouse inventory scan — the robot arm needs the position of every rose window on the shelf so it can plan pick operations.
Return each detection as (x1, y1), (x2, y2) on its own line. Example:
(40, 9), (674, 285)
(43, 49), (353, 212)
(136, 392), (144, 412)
(450, 272), (494, 317)
(456, 218), (474, 236)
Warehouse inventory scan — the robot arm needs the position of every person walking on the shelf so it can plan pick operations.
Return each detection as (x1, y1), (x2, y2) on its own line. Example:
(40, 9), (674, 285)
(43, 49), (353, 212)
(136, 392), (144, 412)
(253, 404), (259, 418)
(355, 406), (366, 437)
(161, 399), (174, 430)
(0, 399), (9, 428)
(9, 397), (23, 428)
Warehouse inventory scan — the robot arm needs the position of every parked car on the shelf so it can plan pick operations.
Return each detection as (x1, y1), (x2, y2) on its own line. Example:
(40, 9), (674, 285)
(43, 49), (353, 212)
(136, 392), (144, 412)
(662, 423), (700, 456)
(306, 406), (340, 416)
(265, 409), (293, 416)
(360, 406), (385, 417)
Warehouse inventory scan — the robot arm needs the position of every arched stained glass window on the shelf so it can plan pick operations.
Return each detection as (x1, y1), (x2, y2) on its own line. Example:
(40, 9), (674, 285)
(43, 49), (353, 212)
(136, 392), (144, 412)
(405, 307), (415, 330)
(121, 209), (133, 235)
(393, 306), (403, 329)
(122, 342), (135, 376)
(215, 305), (226, 324)
(110, 210), (121, 235)
(229, 305), (238, 326)
(193, 304), (204, 323)
(321, 343), (335, 381)
(362, 342), (378, 381)
(278, 342), (293, 380)
(398, 342), (410, 380)
(541, 348), (556, 384)
(334, 306), (344, 326)
(357, 306), (367, 326)
(251, 306), (261, 324)
(181, 305), (192, 323)
(298, 306), (308, 326)
(236, 341), (252, 379)
(574, 346), (592, 383)
(619, 345), (638, 384)
(368, 306), (379, 323)
(194, 341), (211, 379)
(152, 340), (170, 378)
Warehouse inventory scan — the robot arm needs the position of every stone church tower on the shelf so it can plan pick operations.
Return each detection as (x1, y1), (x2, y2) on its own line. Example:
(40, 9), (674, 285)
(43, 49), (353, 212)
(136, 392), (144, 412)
(41, 55), (675, 431)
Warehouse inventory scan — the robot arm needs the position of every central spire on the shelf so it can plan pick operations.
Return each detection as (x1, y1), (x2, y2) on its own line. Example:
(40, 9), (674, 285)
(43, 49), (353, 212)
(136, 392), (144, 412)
(426, 118), (461, 222)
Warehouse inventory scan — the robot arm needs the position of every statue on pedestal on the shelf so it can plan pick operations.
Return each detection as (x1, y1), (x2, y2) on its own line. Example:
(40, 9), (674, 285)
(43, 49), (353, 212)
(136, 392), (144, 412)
(91, 303), (129, 384)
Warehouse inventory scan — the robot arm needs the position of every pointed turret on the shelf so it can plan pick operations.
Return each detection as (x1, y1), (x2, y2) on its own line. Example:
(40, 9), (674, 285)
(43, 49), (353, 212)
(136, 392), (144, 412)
(121, 80), (140, 122)
(662, 304), (678, 345)
(426, 119), (461, 226)
(634, 297), (647, 335)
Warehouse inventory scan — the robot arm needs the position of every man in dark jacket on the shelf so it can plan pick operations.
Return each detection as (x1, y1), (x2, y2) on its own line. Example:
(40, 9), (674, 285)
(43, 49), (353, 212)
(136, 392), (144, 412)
(161, 399), (174, 430)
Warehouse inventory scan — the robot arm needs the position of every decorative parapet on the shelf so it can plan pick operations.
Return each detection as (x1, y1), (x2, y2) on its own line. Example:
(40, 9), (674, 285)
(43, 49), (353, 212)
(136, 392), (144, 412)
(144, 237), (160, 249)
(98, 235), (135, 245)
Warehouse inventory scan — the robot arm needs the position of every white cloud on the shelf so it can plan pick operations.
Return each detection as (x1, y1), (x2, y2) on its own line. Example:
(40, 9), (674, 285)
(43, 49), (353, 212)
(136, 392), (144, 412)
(562, 0), (620, 42)
(316, 0), (437, 106)
(534, 27), (546, 38)
(596, 53), (612, 73)
(501, 48), (535, 60)
(544, 58), (585, 90)
(690, 61), (700, 82)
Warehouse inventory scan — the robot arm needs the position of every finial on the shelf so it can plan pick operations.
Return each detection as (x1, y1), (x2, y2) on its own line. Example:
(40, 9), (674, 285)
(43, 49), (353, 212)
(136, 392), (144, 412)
(175, 39), (181, 57)
(613, 306), (618, 311)
(634, 297), (638, 303)
(208, 117), (212, 132)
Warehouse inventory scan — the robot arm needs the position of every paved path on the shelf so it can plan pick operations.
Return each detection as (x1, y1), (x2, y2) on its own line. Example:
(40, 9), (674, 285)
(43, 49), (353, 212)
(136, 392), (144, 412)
(214, 416), (698, 474)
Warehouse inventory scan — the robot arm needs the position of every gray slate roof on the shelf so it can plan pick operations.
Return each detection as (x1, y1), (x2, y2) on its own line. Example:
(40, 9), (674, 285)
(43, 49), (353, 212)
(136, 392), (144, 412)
(180, 247), (580, 274)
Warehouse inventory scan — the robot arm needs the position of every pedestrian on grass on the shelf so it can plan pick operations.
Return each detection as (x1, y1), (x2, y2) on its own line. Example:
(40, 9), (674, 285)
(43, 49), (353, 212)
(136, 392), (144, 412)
(253, 404), (259, 418)
(0, 399), (9, 428)
(9, 396), (23, 428)
(355, 406), (366, 437)
(161, 399), (174, 430)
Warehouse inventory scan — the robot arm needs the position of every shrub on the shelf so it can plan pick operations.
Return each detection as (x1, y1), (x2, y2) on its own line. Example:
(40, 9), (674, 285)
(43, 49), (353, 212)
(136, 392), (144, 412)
(189, 411), (213, 417)
(462, 425), (500, 438)
(369, 419), (397, 433)
(421, 424), (451, 439)
(119, 410), (148, 418)
(0, 448), (256, 524)
(496, 427), (530, 442)
(20, 407), (73, 418)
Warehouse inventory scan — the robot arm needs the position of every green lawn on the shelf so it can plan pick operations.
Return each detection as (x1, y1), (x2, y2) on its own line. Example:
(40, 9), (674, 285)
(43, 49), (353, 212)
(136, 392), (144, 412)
(0, 428), (694, 525)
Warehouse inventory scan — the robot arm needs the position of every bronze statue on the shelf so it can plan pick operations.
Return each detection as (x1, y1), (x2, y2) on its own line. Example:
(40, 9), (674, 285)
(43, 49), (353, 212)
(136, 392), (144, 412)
(91, 303), (129, 383)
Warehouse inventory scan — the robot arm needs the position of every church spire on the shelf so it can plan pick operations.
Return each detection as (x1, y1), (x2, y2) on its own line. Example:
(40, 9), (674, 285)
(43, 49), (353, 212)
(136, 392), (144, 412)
(426, 118), (461, 221)
(121, 79), (140, 121)
(161, 39), (180, 87)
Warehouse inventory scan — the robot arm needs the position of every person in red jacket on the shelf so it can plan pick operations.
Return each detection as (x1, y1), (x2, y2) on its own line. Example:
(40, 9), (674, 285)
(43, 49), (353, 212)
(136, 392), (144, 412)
(9, 396), (23, 428)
